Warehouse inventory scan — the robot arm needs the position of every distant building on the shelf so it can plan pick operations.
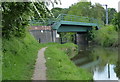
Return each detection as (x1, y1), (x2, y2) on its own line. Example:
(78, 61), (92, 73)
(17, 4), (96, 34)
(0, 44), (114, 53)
(29, 26), (53, 43)
(118, 1), (120, 12)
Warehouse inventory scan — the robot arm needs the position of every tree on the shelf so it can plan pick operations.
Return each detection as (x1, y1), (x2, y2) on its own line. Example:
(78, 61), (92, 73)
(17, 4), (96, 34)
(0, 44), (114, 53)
(112, 12), (120, 31)
(91, 3), (105, 21)
(51, 7), (69, 18)
(51, 7), (63, 18)
(108, 8), (117, 24)
(2, 2), (33, 38)
(114, 61), (120, 79)
(2, 1), (61, 38)
(67, 1), (105, 25)
(68, 1), (92, 17)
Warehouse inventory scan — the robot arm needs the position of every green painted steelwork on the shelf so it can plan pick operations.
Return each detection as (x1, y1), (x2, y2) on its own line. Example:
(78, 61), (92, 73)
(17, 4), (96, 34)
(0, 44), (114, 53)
(57, 24), (92, 32)
(52, 20), (98, 32)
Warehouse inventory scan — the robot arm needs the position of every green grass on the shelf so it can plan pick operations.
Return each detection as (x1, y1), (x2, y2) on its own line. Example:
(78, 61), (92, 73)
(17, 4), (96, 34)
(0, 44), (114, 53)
(44, 43), (78, 58)
(2, 32), (43, 80)
(45, 43), (92, 80)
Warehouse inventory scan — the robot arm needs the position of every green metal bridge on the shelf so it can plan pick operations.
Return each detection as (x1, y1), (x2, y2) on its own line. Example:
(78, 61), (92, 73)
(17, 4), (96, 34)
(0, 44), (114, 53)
(31, 14), (100, 32)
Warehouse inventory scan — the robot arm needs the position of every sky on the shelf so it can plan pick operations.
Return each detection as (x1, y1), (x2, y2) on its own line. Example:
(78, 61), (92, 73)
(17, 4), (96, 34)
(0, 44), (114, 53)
(48, 0), (120, 12)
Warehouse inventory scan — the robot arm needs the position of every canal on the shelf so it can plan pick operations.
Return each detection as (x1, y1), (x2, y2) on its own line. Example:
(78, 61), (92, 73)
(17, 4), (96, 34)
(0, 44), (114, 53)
(71, 46), (120, 80)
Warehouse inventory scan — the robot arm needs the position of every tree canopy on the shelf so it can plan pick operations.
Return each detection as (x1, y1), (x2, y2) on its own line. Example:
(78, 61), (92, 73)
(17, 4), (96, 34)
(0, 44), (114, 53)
(112, 12), (120, 30)
(1, 1), (58, 38)
(67, 2), (105, 23)
(108, 8), (117, 24)
(51, 7), (69, 18)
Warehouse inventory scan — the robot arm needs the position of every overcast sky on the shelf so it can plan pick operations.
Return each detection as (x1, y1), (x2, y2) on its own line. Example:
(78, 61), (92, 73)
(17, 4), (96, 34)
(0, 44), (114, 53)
(49, 0), (120, 12)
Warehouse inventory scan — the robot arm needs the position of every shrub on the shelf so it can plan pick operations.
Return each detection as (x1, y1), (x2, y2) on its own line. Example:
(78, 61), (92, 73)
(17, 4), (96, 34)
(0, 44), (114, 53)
(92, 25), (118, 47)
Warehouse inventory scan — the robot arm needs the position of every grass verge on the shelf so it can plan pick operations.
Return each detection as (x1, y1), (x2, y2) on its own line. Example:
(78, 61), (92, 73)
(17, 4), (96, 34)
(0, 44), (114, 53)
(2, 32), (42, 80)
(45, 43), (92, 80)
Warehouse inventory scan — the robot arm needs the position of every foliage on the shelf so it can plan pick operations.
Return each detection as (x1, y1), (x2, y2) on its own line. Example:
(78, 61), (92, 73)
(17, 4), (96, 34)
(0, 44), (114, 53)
(1, 2), (56, 38)
(112, 12), (120, 31)
(44, 43), (92, 80)
(2, 31), (42, 80)
(51, 7), (63, 17)
(32, 2), (53, 20)
(91, 3), (105, 20)
(92, 25), (118, 47)
(2, 2), (33, 38)
(60, 32), (75, 43)
(68, 1), (92, 17)
(108, 8), (117, 24)
(68, 1), (105, 24)
(114, 61), (120, 79)
(51, 7), (69, 18)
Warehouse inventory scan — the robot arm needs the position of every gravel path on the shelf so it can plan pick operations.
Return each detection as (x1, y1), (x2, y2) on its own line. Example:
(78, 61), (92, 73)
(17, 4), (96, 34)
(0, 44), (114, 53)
(32, 47), (47, 80)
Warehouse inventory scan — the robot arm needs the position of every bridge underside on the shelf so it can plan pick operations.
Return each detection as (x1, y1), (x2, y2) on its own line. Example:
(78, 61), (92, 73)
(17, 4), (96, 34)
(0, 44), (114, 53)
(57, 25), (92, 32)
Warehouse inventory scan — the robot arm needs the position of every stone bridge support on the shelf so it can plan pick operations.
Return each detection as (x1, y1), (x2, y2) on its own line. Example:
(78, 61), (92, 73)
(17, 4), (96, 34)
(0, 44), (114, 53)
(52, 30), (57, 42)
(75, 32), (88, 50)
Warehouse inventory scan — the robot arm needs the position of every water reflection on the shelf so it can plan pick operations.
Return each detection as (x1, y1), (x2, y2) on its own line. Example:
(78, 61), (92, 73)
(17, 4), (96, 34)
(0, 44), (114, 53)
(93, 64), (118, 80)
(72, 46), (119, 80)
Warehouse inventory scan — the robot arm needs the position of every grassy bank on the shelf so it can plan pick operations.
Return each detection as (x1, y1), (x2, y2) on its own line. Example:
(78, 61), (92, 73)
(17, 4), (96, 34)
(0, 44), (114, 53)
(2, 32), (93, 80)
(92, 25), (118, 47)
(2, 32), (41, 80)
(45, 43), (92, 80)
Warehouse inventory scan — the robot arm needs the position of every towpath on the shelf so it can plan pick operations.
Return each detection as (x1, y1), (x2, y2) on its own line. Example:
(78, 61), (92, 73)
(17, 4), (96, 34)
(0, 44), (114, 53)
(32, 47), (47, 80)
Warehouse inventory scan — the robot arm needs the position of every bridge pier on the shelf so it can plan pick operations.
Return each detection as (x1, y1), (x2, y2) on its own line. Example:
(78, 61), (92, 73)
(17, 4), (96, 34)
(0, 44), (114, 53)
(52, 30), (57, 42)
(76, 32), (88, 50)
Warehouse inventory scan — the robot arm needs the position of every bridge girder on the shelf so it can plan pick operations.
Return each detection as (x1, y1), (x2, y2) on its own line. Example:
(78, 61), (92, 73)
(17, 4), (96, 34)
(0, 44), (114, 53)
(52, 21), (99, 32)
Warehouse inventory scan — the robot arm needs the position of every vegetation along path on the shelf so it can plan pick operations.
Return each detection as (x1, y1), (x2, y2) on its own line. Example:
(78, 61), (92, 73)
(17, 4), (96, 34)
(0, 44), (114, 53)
(32, 47), (47, 80)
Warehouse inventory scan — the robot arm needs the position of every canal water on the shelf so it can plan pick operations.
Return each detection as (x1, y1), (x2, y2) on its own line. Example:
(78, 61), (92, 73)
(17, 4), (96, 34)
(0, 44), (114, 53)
(71, 46), (120, 80)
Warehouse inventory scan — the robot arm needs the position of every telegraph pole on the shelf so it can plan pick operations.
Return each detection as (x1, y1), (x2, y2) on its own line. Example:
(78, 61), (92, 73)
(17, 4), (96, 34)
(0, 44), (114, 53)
(105, 5), (108, 25)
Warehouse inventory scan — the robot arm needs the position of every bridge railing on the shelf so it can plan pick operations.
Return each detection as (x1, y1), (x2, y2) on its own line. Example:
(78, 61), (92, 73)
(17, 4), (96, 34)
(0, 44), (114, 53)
(30, 14), (103, 26)
(56, 14), (99, 24)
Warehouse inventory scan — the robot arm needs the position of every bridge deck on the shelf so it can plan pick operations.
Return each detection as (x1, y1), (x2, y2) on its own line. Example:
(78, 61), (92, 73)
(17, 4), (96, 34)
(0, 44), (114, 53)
(52, 21), (98, 32)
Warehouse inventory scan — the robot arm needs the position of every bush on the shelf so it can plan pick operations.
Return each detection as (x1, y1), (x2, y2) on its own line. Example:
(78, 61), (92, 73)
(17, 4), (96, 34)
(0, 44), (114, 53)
(92, 25), (118, 47)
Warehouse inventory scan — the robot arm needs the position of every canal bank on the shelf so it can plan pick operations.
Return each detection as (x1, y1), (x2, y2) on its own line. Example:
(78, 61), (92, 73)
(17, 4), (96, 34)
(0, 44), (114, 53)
(44, 43), (93, 80)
